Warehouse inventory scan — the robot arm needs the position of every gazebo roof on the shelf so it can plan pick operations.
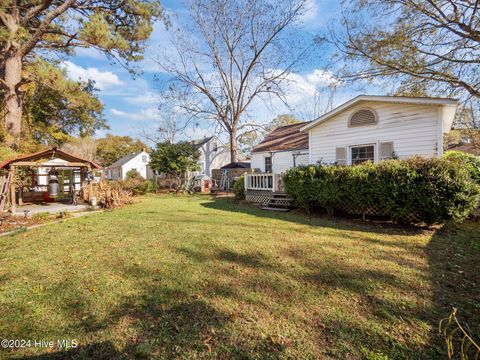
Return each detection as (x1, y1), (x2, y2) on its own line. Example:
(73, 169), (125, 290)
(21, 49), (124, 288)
(0, 147), (101, 170)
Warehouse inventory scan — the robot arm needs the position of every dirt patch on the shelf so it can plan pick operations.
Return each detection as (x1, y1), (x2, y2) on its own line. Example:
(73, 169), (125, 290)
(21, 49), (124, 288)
(0, 214), (44, 233)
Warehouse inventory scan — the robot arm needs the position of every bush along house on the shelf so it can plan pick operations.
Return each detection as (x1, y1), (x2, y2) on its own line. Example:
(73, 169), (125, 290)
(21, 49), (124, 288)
(244, 95), (458, 209)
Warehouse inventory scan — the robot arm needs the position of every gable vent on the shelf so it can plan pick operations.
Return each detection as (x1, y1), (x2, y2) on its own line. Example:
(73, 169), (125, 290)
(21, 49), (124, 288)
(349, 109), (377, 127)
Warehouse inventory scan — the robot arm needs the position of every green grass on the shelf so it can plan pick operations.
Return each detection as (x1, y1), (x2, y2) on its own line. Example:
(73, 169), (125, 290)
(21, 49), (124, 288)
(0, 195), (478, 359)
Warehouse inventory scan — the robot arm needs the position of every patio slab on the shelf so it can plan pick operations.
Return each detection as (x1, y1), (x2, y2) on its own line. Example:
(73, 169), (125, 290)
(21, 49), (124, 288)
(13, 202), (91, 216)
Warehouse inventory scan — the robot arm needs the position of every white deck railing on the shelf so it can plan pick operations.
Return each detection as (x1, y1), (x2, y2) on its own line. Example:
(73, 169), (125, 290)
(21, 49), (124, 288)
(244, 173), (284, 192)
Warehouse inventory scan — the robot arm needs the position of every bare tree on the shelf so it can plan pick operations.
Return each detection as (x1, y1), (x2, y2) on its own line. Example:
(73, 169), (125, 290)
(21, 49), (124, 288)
(297, 84), (338, 121)
(155, 0), (309, 162)
(140, 110), (185, 145)
(61, 136), (98, 162)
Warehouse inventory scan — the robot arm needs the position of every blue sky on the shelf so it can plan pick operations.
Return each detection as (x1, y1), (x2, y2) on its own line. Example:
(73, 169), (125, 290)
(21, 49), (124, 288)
(63, 0), (376, 142)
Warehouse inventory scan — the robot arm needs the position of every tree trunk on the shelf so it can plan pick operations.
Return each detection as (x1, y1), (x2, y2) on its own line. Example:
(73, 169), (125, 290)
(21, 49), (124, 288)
(3, 54), (23, 146)
(229, 128), (238, 163)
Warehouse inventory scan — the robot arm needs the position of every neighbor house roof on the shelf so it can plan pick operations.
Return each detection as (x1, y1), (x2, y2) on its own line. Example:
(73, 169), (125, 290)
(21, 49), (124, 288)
(107, 152), (143, 169)
(252, 122), (310, 153)
(0, 147), (101, 170)
(301, 95), (459, 132)
(193, 136), (214, 149)
(221, 161), (251, 169)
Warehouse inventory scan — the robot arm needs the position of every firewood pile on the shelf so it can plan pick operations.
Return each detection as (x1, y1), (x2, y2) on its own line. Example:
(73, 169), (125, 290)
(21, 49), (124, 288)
(81, 180), (135, 209)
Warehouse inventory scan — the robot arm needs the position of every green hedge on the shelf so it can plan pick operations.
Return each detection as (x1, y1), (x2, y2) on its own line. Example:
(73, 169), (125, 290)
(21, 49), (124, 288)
(118, 178), (156, 195)
(283, 157), (480, 224)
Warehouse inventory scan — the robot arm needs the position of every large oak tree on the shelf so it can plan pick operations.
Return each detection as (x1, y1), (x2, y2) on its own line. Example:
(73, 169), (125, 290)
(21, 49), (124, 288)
(0, 0), (165, 146)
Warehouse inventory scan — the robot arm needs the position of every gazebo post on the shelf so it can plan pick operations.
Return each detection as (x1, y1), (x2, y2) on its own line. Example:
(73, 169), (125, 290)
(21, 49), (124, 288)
(9, 165), (16, 213)
(80, 167), (86, 201)
(88, 166), (93, 202)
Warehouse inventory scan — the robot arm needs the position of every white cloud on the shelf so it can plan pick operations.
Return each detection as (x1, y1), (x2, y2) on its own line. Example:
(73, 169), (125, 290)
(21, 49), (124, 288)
(124, 91), (158, 106)
(244, 68), (342, 123)
(61, 61), (124, 90)
(282, 69), (340, 104)
(300, 0), (341, 30)
(306, 69), (340, 87)
(74, 47), (106, 60)
(301, 0), (319, 24)
(110, 107), (161, 121)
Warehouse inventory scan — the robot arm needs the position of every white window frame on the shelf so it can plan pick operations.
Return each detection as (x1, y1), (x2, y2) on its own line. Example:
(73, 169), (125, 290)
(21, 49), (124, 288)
(348, 143), (377, 165)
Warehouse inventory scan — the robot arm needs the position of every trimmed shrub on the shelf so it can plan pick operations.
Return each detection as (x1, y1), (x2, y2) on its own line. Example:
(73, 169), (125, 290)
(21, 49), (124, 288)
(120, 178), (156, 195)
(443, 150), (480, 183)
(284, 157), (480, 224)
(125, 169), (142, 180)
(233, 176), (245, 199)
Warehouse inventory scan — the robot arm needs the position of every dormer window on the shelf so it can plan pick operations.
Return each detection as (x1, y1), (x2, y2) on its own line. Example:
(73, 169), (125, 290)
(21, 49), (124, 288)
(349, 109), (377, 127)
(212, 142), (218, 152)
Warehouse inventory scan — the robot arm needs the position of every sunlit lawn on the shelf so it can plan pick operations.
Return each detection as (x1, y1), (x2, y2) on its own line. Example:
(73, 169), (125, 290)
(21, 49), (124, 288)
(0, 195), (478, 359)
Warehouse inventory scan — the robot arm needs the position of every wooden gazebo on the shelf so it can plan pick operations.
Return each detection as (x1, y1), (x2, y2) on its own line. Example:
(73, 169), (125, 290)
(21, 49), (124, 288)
(0, 147), (101, 213)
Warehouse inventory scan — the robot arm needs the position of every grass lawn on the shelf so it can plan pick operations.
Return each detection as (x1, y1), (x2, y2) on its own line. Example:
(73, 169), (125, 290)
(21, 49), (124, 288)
(0, 195), (479, 359)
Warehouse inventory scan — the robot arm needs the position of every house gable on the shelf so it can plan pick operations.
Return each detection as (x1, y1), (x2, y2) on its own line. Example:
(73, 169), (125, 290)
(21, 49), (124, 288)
(192, 136), (230, 176)
(307, 99), (457, 165)
(106, 151), (150, 180)
(301, 95), (458, 132)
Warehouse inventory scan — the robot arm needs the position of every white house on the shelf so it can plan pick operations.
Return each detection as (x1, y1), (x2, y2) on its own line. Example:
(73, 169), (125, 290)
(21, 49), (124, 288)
(244, 95), (458, 199)
(250, 122), (310, 174)
(301, 95), (458, 165)
(105, 150), (154, 180)
(192, 136), (230, 177)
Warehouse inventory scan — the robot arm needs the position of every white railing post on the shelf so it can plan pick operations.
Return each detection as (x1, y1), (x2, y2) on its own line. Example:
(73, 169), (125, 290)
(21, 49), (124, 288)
(243, 173), (277, 191)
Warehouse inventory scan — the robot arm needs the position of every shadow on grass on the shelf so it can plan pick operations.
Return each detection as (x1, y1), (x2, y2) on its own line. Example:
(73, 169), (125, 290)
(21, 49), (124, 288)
(426, 221), (480, 358)
(200, 196), (480, 358)
(18, 341), (124, 360)
(201, 196), (427, 237)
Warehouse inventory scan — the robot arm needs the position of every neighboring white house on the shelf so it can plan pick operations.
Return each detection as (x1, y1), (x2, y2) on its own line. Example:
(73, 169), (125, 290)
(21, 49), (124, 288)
(192, 136), (230, 177)
(105, 150), (154, 180)
(300, 95), (458, 165)
(250, 122), (310, 174)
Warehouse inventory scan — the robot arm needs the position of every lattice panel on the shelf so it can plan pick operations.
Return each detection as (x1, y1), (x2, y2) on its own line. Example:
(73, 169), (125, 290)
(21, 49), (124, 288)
(245, 190), (293, 205)
(336, 203), (419, 223)
(246, 193), (272, 204)
(270, 199), (293, 206)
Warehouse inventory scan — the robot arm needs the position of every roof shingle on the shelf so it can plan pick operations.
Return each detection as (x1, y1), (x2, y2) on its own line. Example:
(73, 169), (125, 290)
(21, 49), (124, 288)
(252, 122), (310, 153)
(107, 152), (142, 168)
